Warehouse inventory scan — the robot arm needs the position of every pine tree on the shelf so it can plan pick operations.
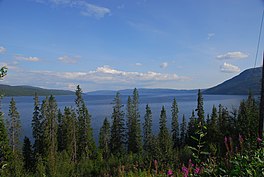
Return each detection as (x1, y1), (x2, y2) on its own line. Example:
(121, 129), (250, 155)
(32, 92), (44, 156)
(57, 109), (64, 152)
(158, 106), (171, 160)
(171, 98), (179, 148)
(207, 105), (219, 145)
(75, 85), (96, 160)
(22, 136), (34, 172)
(196, 89), (204, 124)
(186, 110), (197, 146)
(180, 114), (187, 146)
(42, 95), (58, 176)
(110, 92), (125, 155)
(99, 118), (110, 159)
(127, 88), (142, 154)
(0, 109), (11, 171)
(143, 104), (153, 158)
(62, 107), (78, 163)
(7, 97), (21, 154)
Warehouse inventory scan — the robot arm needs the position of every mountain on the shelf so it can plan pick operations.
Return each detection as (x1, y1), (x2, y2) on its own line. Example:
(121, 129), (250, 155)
(0, 84), (74, 96)
(204, 67), (262, 95)
(86, 88), (198, 95)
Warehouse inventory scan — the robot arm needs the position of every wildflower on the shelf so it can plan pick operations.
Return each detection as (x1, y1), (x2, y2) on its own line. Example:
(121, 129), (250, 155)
(182, 166), (188, 177)
(194, 167), (200, 174)
(257, 137), (262, 143)
(167, 169), (173, 176)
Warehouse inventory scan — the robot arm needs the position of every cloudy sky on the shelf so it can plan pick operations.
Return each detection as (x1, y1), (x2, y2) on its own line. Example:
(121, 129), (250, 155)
(0, 0), (263, 91)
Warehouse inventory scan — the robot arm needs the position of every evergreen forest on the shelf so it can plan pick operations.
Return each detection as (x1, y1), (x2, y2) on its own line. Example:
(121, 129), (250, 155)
(0, 66), (264, 176)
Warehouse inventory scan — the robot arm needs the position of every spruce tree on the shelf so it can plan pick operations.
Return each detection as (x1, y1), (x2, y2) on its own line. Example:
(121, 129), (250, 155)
(127, 88), (142, 154)
(75, 85), (96, 160)
(171, 98), (179, 148)
(110, 92), (125, 155)
(62, 107), (78, 162)
(196, 89), (204, 124)
(180, 114), (187, 146)
(7, 97), (21, 154)
(143, 104), (153, 158)
(42, 95), (58, 176)
(158, 106), (171, 160)
(32, 92), (44, 156)
(57, 109), (64, 152)
(22, 136), (34, 172)
(99, 118), (110, 159)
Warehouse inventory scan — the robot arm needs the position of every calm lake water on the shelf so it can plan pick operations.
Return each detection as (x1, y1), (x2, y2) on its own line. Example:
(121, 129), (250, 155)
(1, 93), (247, 143)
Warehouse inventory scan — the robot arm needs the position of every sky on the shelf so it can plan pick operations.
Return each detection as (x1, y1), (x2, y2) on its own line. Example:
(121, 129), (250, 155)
(0, 0), (264, 92)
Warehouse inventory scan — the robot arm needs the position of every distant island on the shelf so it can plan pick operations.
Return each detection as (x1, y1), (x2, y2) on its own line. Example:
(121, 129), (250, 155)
(0, 84), (74, 96)
(204, 67), (262, 95)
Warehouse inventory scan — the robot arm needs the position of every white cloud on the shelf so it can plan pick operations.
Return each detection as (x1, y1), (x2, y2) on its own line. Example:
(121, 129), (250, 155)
(15, 55), (40, 62)
(34, 0), (110, 19)
(58, 55), (79, 64)
(0, 46), (6, 54)
(207, 33), (215, 40)
(216, 52), (248, 60)
(220, 62), (240, 73)
(160, 62), (168, 69)
(135, 63), (142, 66)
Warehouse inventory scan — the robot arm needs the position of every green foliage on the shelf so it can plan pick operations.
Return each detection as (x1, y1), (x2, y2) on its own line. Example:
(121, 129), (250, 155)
(99, 117), (111, 159)
(171, 98), (180, 148)
(110, 92), (126, 156)
(22, 136), (34, 173)
(143, 104), (154, 159)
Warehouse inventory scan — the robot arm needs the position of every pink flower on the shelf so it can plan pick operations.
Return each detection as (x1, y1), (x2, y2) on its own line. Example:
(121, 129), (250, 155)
(194, 167), (200, 174)
(182, 166), (188, 177)
(224, 136), (228, 143)
(257, 137), (262, 143)
(167, 169), (173, 176)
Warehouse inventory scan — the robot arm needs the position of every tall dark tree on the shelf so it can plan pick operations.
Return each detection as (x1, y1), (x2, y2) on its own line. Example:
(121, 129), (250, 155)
(22, 136), (34, 172)
(180, 114), (187, 146)
(158, 106), (171, 160)
(196, 89), (204, 124)
(57, 109), (64, 152)
(143, 104), (153, 157)
(32, 93), (44, 156)
(99, 118), (110, 159)
(0, 109), (11, 171)
(75, 85), (96, 160)
(110, 92), (125, 155)
(62, 107), (78, 163)
(7, 97), (21, 154)
(127, 88), (142, 154)
(171, 98), (179, 148)
(42, 95), (58, 176)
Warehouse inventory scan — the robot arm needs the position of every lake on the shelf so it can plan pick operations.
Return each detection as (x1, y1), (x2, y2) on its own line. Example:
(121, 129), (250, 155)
(1, 93), (247, 143)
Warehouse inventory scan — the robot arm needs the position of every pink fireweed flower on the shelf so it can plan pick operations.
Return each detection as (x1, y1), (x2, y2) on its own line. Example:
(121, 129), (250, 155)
(194, 167), (200, 174)
(167, 169), (173, 176)
(257, 137), (262, 143)
(182, 166), (188, 177)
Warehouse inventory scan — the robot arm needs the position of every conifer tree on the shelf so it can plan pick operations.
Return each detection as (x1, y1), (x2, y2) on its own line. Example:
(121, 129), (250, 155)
(196, 89), (204, 124)
(57, 109), (64, 152)
(127, 88), (142, 154)
(42, 95), (58, 176)
(171, 98), (179, 148)
(158, 106), (171, 160)
(207, 105), (219, 145)
(110, 92), (125, 155)
(62, 107), (78, 162)
(22, 136), (34, 172)
(7, 97), (21, 154)
(143, 104), (154, 159)
(32, 93), (44, 156)
(99, 118), (110, 159)
(0, 109), (11, 171)
(75, 85), (96, 160)
(180, 114), (187, 146)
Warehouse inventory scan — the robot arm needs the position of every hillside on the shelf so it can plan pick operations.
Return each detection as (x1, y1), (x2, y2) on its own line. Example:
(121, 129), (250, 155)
(86, 88), (198, 95)
(0, 84), (74, 96)
(204, 67), (262, 95)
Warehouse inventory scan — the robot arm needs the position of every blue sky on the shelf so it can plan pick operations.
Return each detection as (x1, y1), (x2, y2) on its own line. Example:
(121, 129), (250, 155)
(0, 0), (263, 91)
